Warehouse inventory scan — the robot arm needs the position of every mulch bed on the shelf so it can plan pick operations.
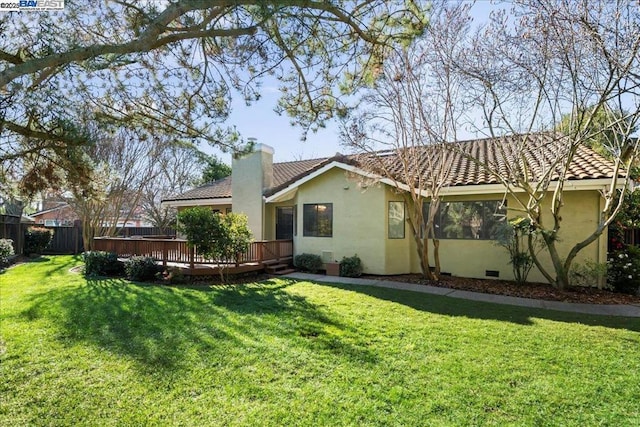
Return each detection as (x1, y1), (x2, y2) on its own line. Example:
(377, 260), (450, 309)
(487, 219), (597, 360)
(362, 274), (640, 305)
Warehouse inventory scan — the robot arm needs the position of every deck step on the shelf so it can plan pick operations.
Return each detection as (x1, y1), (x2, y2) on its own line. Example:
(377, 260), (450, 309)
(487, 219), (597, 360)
(264, 261), (296, 275)
(265, 263), (288, 272)
(262, 257), (293, 266)
(269, 268), (296, 276)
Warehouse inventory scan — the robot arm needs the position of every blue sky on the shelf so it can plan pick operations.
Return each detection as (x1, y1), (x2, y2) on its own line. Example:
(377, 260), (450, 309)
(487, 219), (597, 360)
(203, 1), (500, 164)
(222, 87), (346, 161)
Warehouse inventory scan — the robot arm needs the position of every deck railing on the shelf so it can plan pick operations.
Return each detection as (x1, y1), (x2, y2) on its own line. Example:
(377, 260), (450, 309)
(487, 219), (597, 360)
(93, 237), (293, 268)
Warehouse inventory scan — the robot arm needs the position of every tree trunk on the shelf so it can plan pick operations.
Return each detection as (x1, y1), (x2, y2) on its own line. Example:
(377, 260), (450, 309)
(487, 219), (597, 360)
(544, 235), (569, 290)
(409, 219), (437, 280)
(528, 233), (554, 285)
(432, 237), (441, 278)
(82, 219), (95, 252)
(420, 236), (436, 280)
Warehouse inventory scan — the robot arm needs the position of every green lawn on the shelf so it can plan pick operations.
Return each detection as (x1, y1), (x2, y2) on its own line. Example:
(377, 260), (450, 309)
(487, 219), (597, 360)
(1, 256), (639, 426)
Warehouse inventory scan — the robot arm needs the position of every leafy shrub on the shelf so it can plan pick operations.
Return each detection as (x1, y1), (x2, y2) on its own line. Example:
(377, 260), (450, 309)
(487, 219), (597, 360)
(177, 208), (252, 260)
(493, 217), (541, 284)
(222, 213), (253, 261)
(161, 267), (188, 284)
(569, 260), (607, 287)
(24, 227), (53, 256)
(176, 207), (220, 258)
(294, 253), (323, 273)
(0, 238), (14, 265)
(340, 254), (363, 277)
(608, 245), (640, 295)
(83, 251), (124, 276)
(177, 207), (252, 281)
(124, 256), (159, 281)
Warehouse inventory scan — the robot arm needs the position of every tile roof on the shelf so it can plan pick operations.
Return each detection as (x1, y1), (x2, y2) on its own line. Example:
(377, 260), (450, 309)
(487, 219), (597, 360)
(164, 133), (617, 202)
(462, 133), (616, 183)
(354, 133), (617, 187)
(271, 158), (332, 191)
(163, 157), (330, 202)
(163, 177), (233, 201)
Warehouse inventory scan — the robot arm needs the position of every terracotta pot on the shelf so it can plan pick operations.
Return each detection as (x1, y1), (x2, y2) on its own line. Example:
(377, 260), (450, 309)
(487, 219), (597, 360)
(325, 262), (340, 276)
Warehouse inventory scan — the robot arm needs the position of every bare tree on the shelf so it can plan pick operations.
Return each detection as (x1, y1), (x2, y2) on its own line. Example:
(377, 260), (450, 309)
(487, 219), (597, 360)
(141, 142), (205, 232)
(342, 3), (470, 280)
(67, 129), (164, 250)
(455, 0), (640, 289)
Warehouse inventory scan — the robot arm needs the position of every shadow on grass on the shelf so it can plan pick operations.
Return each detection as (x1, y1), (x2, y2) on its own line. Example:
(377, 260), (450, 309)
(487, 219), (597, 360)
(43, 255), (83, 276)
(0, 255), (76, 276)
(179, 279), (378, 363)
(313, 281), (640, 332)
(22, 277), (377, 372)
(22, 255), (51, 263)
(22, 278), (232, 370)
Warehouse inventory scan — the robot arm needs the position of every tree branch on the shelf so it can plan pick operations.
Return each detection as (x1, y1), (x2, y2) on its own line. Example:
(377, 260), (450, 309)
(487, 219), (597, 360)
(0, 0), (384, 88)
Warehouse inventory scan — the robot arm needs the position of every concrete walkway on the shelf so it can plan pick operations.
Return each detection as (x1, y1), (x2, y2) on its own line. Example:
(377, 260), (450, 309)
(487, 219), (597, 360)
(284, 272), (640, 317)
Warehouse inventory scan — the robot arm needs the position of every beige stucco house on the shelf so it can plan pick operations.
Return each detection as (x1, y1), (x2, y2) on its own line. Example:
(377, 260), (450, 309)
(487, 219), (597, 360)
(162, 135), (622, 283)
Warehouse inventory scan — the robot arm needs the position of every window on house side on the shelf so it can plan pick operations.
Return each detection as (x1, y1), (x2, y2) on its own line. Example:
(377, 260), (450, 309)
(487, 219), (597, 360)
(303, 203), (333, 237)
(388, 201), (405, 239)
(422, 200), (506, 240)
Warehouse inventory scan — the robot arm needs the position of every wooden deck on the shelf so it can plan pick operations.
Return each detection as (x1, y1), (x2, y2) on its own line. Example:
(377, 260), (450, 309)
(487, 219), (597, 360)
(93, 237), (293, 276)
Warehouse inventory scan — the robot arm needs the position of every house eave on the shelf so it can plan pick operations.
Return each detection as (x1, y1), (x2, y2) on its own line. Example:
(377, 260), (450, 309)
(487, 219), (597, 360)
(266, 188), (298, 203)
(265, 162), (366, 203)
(161, 197), (232, 208)
(437, 178), (623, 196)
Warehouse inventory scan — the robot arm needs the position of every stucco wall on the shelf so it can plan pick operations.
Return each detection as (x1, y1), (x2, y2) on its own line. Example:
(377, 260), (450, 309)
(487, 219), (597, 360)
(515, 190), (605, 283)
(405, 191), (606, 283)
(264, 167), (606, 283)
(287, 168), (389, 274)
(264, 204), (275, 241)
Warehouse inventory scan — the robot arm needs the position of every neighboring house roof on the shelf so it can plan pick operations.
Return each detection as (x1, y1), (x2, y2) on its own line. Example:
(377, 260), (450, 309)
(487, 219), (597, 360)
(167, 133), (619, 203)
(21, 215), (35, 224)
(29, 203), (73, 218)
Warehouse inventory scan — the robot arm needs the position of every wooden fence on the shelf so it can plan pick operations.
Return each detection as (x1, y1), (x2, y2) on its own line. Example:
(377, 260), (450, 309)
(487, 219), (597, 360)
(93, 237), (293, 270)
(35, 226), (177, 254)
(43, 226), (83, 254)
(115, 227), (176, 238)
(0, 214), (26, 255)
